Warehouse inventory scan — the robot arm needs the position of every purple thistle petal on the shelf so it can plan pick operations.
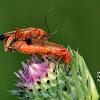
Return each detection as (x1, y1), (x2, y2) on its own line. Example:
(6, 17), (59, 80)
(18, 70), (25, 78)
(21, 62), (28, 70)
(15, 56), (51, 89)
(34, 55), (41, 63)
(29, 66), (40, 80)
(14, 72), (23, 81)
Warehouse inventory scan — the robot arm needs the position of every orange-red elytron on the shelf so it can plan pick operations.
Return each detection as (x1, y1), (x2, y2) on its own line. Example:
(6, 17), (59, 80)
(0, 27), (50, 51)
(6, 38), (71, 65)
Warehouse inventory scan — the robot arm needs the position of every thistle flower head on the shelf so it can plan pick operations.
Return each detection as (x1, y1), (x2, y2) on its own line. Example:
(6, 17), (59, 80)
(10, 48), (99, 100)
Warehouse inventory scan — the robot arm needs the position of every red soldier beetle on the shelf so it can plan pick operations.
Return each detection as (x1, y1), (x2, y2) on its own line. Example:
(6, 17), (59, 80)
(6, 38), (71, 65)
(0, 7), (56, 51)
(0, 27), (50, 41)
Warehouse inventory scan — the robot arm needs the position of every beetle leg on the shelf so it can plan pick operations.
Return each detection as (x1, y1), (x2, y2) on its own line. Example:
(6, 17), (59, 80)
(36, 31), (41, 40)
(41, 40), (44, 46)
(26, 32), (32, 39)
(42, 56), (49, 64)
(16, 27), (21, 40)
(4, 35), (15, 52)
(39, 32), (42, 40)
(28, 53), (36, 65)
(56, 56), (63, 66)
(5, 45), (15, 53)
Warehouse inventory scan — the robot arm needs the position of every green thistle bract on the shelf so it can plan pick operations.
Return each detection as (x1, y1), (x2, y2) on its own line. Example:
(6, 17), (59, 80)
(9, 48), (99, 100)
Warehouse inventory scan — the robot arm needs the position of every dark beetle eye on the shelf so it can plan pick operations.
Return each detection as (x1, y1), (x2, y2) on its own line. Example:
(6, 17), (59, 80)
(44, 34), (47, 37)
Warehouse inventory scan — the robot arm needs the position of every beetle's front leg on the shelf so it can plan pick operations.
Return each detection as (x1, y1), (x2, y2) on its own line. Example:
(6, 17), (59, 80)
(16, 27), (21, 40)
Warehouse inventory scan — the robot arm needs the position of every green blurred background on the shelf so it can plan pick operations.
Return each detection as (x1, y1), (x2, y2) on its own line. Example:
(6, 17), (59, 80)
(0, 0), (100, 99)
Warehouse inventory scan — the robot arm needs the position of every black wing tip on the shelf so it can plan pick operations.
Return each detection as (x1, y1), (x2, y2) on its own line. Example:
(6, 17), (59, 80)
(0, 34), (6, 40)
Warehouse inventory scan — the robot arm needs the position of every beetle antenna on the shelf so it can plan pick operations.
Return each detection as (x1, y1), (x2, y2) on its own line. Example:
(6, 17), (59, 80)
(50, 30), (58, 35)
(45, 7), (54, 36)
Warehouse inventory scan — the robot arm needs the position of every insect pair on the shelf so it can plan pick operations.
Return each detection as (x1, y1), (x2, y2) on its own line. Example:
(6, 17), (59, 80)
(0, 8), (71, 65)
(1, 7), (55, 51)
